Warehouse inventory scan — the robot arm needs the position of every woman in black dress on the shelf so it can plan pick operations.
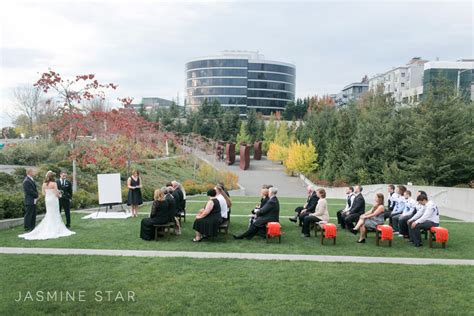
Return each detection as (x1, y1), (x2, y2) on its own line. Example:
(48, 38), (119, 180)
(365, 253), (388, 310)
(192, 189), (221, 242)
(140, 189), (172, 240)
(127, 170), (143, 217)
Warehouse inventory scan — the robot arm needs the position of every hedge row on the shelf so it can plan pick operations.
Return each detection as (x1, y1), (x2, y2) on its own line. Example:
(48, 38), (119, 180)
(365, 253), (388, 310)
(0, 181), (219, 220)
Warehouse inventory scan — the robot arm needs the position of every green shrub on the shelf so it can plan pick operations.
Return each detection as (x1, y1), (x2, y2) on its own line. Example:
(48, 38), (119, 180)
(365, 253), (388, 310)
(0, 192), (45, 220)
(182, 179), (215, 196)
(0, 172), (16, 188)
(48, 144), (70, 162)
(72, 189), (98, 209)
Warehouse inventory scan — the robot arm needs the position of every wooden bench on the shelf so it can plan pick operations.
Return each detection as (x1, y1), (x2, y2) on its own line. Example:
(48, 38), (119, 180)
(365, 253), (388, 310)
(266, 222), (281, 243)
(218, 218), (230, 234)
(218, 210), (231, 234)
(153, 222), (176, 241)
(365, 225), (393, 247)
(177, 209), (186, 224)
(313, 223), (336, 245)
(428, 227), (448, 248)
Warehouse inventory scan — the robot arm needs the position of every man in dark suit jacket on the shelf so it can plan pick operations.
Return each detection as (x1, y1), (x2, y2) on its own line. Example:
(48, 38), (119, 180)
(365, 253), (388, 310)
(23, 169), (39, 231)
(56, 171), (73, 228)
(234, 187), (280, 240)
(289, 185), (318, 226)
(171, 182), (184, 216)
(165, 188), (177, 218)
(342, 185), (366, 231)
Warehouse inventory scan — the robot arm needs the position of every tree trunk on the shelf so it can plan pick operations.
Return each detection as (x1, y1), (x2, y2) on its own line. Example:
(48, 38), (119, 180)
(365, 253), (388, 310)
(72, 158), (78, 193)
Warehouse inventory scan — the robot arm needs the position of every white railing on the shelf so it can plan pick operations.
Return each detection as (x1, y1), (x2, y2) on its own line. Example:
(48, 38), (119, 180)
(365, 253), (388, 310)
(299, 174), (473, 222)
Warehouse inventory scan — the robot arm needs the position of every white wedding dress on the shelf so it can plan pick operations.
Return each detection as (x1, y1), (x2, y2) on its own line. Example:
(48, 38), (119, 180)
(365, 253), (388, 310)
(19, 189), (75, 240)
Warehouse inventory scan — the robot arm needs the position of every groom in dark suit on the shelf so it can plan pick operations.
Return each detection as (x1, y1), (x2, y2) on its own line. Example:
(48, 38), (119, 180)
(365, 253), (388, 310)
(23, 169), (39, 231)
(57, 170), (73, 228)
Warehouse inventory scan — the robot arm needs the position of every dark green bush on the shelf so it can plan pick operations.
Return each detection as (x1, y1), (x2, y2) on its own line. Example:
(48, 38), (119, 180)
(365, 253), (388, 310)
(71, 189), (98, 209)
(0, 172), (16, 188)
(0, 192), (45, 220)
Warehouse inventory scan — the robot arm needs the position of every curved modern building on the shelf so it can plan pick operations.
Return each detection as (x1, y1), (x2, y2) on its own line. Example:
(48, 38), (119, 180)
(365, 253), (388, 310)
(185, 51), (295, 114)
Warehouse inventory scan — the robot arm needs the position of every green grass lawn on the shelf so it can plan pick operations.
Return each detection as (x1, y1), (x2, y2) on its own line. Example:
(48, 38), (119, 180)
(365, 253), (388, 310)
(1, 197), (472, 260)
(1, 254), (473, 315)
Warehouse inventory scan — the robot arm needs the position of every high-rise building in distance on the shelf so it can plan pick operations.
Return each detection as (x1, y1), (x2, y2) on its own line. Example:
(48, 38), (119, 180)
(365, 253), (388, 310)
(185, 51), (295, 114)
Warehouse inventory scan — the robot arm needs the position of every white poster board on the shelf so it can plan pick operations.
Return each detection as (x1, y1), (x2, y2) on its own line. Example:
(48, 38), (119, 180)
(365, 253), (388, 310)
(97, 173), (122, 205)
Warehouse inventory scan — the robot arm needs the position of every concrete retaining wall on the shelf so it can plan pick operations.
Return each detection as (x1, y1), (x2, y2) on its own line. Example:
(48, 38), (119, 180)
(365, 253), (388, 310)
(300, 175), (473, 222)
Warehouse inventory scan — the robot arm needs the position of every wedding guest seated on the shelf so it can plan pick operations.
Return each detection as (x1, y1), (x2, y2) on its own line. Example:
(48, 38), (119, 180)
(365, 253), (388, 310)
(171, 181), (185, 215)
(352, 193), (385, 243)
(216, 184), (231, 224)
(385, 184), (396, 220)
(399, 190), (426, 238)
(165, 186), (180, 235)
(249, 187), (269, 226)
(392, 190), (416, 236)
(341, 185), (365, 231)
(218, 182), (230, 196)
(289, 185), (318, 226)
(408, 193), (439, 247)
(234, 187), (280, 240)
(389, 185), (407, 230)
(140, 189), (173, 241)
(301, 188), (329, 237)
(192, 189), (222, 242)
(336, 186), (355, 227)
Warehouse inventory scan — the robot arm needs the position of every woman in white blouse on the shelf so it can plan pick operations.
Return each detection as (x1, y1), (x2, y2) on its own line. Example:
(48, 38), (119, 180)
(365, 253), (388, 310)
(302, 188), (329, 237)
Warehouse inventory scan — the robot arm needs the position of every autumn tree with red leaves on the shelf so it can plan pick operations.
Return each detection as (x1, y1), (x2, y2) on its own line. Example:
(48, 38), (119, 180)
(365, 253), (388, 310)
(34, 70), (119, 192)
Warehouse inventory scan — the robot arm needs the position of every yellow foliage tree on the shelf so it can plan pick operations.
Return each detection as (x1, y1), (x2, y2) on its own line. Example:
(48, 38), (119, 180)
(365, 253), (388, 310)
(284, 140), (318, 175)
(267, 142), (288, 164)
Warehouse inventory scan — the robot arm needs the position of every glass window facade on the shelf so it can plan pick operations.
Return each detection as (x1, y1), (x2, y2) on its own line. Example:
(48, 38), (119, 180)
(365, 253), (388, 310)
(248, 63), (296, 75)
(185, 56), (295, 112)
(187, 78), (247, 87)
(187, 96), (247, 105)
(247, 71), (295, 84)
(187, 68), (247, 79)
(248, 81), (295, 92)
(247, 90), (294, 99)
(186, 59), (248, 70)
(187, 87), (247, 96)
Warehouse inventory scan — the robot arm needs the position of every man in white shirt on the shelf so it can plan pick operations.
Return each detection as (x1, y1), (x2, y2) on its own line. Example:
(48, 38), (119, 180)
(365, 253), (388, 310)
(336, 186), (355, 229)
(408, 193), (440, 247)
(392, 190), (416, 235)
(398, 190), (426, 238)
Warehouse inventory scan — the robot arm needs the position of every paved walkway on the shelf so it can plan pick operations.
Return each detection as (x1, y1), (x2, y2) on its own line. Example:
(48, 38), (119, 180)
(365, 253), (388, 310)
(194, 150), (306, 197)
(1, 247), (472, 265)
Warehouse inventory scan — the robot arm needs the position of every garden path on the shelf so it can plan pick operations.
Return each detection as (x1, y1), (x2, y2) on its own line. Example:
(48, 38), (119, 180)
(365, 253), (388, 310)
(193, 150), (306, 197)
(1, 247), (472, 265)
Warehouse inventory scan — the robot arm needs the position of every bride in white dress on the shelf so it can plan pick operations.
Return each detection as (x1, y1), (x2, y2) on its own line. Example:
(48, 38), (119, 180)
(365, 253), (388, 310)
(19, 171), (75, 240)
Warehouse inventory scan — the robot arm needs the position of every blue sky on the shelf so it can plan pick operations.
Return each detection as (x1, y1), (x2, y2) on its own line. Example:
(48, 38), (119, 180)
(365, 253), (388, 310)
(0, 0), (472, 127)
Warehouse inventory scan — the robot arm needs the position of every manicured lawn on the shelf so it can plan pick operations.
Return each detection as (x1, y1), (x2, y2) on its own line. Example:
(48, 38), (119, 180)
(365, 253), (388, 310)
(1, 254), (473, 315)
(0, 197), (472, 260)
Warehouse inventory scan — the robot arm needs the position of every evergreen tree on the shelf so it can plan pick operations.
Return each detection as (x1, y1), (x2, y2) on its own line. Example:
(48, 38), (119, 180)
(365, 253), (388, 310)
(236, 121), (251, 149)
(344, 92), (396, 184)
(407, 82), (474, 186)
(169, 101), (180, 118)
(320, 106), (357, 182)
(274, 121), (290, 147)
(283, 101), (297, 120)
(263, 114), (277, 153)
(221, 108), (240, 142)
(246, 109), (258, 142)
(255, 118), (265, 142)
(297, 105), (337, 167)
